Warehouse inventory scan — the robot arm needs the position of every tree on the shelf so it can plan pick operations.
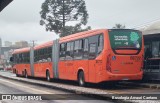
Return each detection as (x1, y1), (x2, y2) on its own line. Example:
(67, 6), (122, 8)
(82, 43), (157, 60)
(113, 24), (125, 29)
(40, 0), (90, 37)
(64, 23), (91, 36)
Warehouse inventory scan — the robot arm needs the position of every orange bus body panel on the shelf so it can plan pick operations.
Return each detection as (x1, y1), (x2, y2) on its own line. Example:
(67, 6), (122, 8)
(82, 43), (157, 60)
(34, 62), (53, 78)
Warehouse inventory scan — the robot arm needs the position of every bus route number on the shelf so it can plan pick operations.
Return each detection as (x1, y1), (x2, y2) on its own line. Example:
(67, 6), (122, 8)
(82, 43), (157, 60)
(130, 56), (141, 61)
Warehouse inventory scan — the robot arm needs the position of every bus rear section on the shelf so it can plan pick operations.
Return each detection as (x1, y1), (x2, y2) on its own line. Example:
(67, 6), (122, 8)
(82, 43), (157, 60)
(105, 29), (144, 81)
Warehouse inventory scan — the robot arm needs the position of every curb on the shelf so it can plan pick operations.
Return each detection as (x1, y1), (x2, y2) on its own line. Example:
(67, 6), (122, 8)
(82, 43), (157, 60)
(0, 74), (132, 103)
(119, 82), (160, 90)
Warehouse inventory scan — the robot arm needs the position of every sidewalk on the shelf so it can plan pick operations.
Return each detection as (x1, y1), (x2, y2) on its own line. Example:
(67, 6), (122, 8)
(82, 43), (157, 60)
(119, 81), (160, 90)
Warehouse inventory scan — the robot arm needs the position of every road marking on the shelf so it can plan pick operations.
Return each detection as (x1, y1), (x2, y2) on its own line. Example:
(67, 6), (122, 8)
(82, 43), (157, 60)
(0, 79), (127, 94)
(0, 79), (67, 99)
(0, 78), (127, 98)
(104, 90), (126, 94)
(0, 78), (52, 94)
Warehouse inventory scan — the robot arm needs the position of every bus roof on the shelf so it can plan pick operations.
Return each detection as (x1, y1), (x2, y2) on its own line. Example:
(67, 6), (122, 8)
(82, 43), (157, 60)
(34, 29), (107, 49)
(34, 41), (53, 50)
(12, 47), (30, 54)
(59, 29), (107, 43)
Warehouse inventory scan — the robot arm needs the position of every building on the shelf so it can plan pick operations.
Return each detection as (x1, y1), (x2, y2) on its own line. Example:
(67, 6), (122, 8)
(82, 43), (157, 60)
(0, 37), (2, 47)
(0, 47), (17, 55)
(13, 41), (29, 48)
(4, 41), (12, 47)
(140, 21), (160, 35)
(0, 47), (18, 69)
(0, 0), (13, 69)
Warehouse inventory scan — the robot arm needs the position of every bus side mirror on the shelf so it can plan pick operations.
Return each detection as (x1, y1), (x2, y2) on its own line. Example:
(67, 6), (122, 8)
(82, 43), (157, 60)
(10, 57), (13, 62)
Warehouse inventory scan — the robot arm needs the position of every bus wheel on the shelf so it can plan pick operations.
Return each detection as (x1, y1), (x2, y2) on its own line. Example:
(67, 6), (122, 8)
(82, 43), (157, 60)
(46, 70), (51, 82)
(24, 70), (28, 78)
(16, 74), (19, 77)
(16, 70), (19, 77)
(78, 71), (85, 87)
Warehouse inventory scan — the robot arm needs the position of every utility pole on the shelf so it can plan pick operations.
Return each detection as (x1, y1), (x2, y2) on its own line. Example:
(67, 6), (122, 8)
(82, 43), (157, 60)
(30, 40), (36, 47)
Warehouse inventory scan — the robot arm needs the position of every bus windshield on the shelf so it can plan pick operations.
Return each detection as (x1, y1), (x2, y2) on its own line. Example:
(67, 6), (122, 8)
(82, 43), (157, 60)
(109, 29), (142, 50)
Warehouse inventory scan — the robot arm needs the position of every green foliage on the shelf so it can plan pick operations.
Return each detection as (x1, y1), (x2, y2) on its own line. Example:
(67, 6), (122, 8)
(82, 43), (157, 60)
(40, 0), (90, 37)
(62, 24), (91, 37)
(113, 24), (126, 29)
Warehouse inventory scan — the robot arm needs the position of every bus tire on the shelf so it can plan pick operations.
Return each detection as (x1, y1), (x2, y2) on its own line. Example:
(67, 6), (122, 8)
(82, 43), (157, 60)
(16, 70), (19, 77)
(16, 74), (19, 77)
(78, 71), (85, 87)
(46, 70), (51, 82)
(24, 70), (28, 78)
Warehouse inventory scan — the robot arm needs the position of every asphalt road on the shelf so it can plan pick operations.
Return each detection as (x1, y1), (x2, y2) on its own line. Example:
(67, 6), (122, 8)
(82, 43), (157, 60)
(0, 78), (113, 103)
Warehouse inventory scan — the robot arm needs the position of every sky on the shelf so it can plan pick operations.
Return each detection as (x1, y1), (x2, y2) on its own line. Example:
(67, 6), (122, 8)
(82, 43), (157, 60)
(0, 0), (160, 45)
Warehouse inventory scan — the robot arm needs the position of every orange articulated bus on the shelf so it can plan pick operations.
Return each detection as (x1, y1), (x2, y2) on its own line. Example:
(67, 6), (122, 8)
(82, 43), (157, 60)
(11, 29), (144, 86)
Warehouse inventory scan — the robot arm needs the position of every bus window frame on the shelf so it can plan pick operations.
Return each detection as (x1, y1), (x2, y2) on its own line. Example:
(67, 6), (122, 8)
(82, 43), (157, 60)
(98, 34), (104, 55)
(83, 38), (89, 59)
(88, 43), (97, 60)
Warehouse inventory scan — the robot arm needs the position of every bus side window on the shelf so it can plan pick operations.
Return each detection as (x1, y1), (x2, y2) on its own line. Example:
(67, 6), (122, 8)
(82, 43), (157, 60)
(13, 54), (16, 63)
(152, 41), (159, 58)
(34, 50), (37, 62)
(47, 47), (52, 61)
(19, 53), (22, 64)
(43, 48), (48, 62)
(15, 54), (17, 63)
(39, 49), (42, 61)
(37, 50), (40, 62)
(27, 53), (29, 63)
(89, 43), (97, 59)
(70, 42), (74, 59)
(66, 42), (74, 60)
(83, 38), (89, 59)
(74, 40), (83, 60)
(66, 42), (71, 60)
(88, 35), (98, 59)
(35, 50), (38, 62)
(18, 54), (20, 63)
(60, 43), (66, 60)
(98, 34), (104, 54)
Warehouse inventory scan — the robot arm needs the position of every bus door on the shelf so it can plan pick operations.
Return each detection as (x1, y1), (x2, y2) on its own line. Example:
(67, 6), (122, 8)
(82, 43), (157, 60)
(58, 42), (66, 79)
(88, 43), (97, 82)
(83, 38), (89, 82)
(66, 42), (74, 80)
(88, 35), (101, 83)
